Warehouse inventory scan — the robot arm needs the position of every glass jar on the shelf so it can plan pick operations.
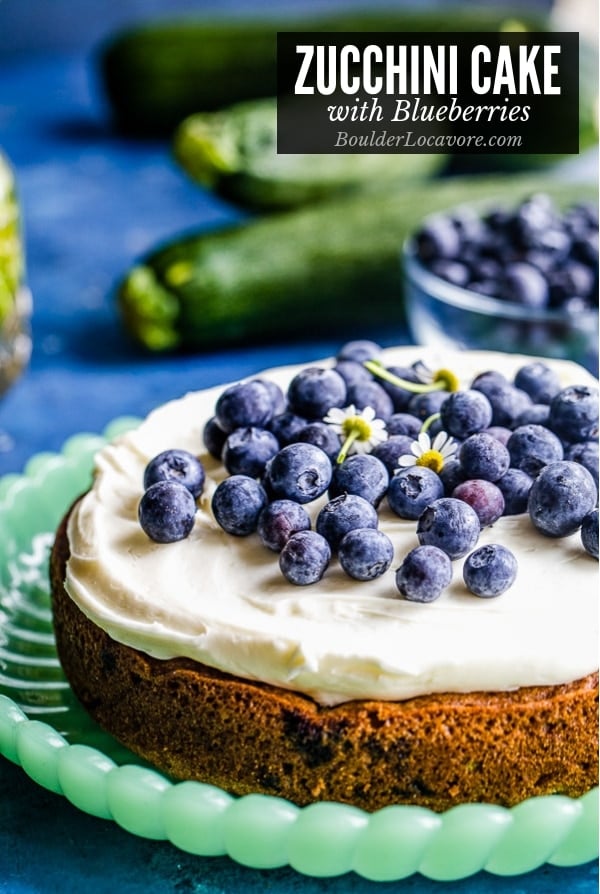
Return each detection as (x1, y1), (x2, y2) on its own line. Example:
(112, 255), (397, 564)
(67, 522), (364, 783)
(0, 151), (31, 395)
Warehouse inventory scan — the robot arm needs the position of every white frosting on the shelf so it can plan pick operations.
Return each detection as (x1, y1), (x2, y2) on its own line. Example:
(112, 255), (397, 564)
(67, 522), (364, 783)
(64, 348), (598, 706)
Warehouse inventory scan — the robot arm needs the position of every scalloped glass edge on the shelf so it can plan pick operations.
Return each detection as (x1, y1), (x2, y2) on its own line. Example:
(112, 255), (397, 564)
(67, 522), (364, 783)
(0, 420), (597, 883)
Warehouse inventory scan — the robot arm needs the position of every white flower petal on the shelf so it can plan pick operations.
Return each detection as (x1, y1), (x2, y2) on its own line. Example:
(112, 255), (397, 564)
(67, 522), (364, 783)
(410, 441), (422, 458)
(431, 431), (447, 452)
(324, 407), (346, 425)
(441, 440), (458, 459)
(397, 454), (417, 467)
(353, 441), (370, 454)
(370, 421), (388, 438)
(417, 431), (431, 452)
(370, 430), (388, 446)
(413, 361), (433, 384)
(362, 405), (376, 422)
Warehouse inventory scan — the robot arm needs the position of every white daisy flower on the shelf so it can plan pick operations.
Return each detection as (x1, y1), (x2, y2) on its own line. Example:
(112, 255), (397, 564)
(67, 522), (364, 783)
(397, 430), (457, 475)
(324, 404), (388, 463)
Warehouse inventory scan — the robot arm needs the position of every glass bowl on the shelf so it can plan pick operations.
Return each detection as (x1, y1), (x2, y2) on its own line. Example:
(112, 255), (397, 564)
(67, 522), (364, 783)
(402, 243), (598, 376)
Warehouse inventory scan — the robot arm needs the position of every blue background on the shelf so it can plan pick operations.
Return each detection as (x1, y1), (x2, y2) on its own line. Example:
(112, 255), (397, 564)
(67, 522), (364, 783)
(0, 1), (596, 891)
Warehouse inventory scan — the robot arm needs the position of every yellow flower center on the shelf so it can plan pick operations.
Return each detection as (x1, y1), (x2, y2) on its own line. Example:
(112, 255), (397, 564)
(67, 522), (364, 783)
(432, 368), (460, 392)
(342, 416), (372, 441)
(415, 450), (445, 474)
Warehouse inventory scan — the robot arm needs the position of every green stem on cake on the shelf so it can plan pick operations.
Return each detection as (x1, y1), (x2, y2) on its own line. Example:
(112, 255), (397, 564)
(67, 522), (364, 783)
(420, 413), (442, 435)
(364, 360), (459, 394)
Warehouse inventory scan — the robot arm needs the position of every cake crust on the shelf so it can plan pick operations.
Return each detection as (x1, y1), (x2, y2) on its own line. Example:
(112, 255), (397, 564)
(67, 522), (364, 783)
(50, 502), (598, 813)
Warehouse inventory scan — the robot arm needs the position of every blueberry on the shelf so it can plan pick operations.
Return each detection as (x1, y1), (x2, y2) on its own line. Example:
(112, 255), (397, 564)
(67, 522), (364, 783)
(507, 424), (564, 478)
(535, 227), (571, 260)
(581, 508), (599, 559)
(329, 453), (389, 507)
(514, 404), (550, 427)
(415, 215), (461, 261)
(287, 367), (347, 419)
(257, 499), (311, 552)
(528, 461), (598, 538)
(463, 544), (518, 597)
(510, 195), (557, 247)
(203, 416), (228, 460)
(268, 411), (308, 446)
(334, 359), (374, 389)
(451, 207), (486, 243)
(563, 295), (593, 315)
(467, 279), (500, 298)
(523, 249), (555, 276)
(482, 425), (512, 446)
(469, 257), (502, 282)
(548, 261), (595, 306)
(408, 391), (448, 430)
(211, 475), (268, 536)
(496, 468), (533, 515)
(572, 231), (599, 266)
(138, 480), (197, 543)
(430, 258), (470, 287)
(279, 531), (331, 585)
(143, 448), (205, 498)
(296, 421), (342, 463)
(440, 390), (493, 439)
(471, 369), (508, 392)
(459, 432), (510, 482)
(500, 262), (549, 309)
(265, 443), (332, 504)
(215, 379), (276, 433)
(222, 426), (280, 478)
(484, 207), (511, 231)
(417, 497), (480, 559)
(564, 441), (599, 489)
(336, 339), (383, 364)
(371, 435), (415, 475)
(496, 386), (537, 427)
(471, 373), (532, 428)
(514, 360), (561, 404)
(452, 479), (505, 527)
(346, 380), (394, 421)
(386, 413), (422, 439)
(255, 378), (286, 415)
(395, 545), (453, 603)
(548, 385), (599, 443)
(388, 466), (444, 520)
(316, 493), (378, 551)
(439, 456), (467, 496)
(338, 528), (394, 581)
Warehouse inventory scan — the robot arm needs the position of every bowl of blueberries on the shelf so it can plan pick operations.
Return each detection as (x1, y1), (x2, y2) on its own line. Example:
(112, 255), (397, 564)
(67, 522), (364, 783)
(403, 193), (598, 374)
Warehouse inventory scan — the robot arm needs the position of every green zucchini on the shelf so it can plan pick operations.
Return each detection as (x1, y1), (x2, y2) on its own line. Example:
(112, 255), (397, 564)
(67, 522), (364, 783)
(117, 176), (595, 352)
(173, 98), (444, 211)
(101, 8), (547, 136)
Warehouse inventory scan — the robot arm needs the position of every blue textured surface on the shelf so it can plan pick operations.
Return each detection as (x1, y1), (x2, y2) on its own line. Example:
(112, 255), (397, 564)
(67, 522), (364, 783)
(0, 20), (597, 894)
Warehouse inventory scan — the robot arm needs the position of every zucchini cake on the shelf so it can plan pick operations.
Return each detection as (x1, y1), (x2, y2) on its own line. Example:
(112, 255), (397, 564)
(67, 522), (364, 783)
(50, 345), (598, 812)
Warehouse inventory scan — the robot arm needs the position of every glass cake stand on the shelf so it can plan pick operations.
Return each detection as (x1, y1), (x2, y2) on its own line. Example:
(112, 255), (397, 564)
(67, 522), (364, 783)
(0, 420), (596, 883)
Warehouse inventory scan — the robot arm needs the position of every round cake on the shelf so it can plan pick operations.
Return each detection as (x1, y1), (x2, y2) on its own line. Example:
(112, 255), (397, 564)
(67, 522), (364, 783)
(50, 345), (599, 813)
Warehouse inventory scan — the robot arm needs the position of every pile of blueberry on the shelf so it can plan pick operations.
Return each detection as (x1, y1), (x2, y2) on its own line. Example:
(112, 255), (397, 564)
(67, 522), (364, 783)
(414, 194), (598, 314)
(138, 339), (599, 603)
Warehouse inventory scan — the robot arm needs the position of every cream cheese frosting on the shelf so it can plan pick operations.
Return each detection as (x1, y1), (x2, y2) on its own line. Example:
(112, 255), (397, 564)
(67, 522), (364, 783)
(64, 347), (599, 706)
